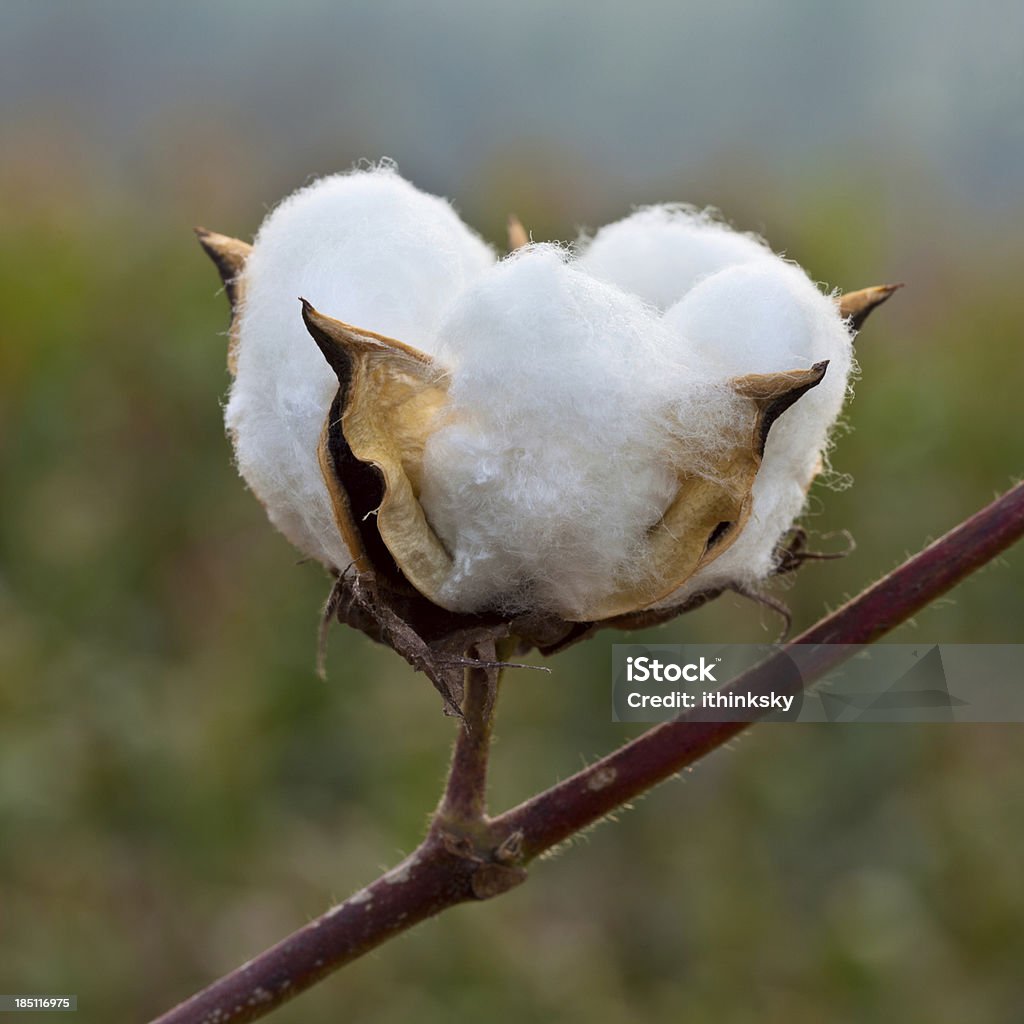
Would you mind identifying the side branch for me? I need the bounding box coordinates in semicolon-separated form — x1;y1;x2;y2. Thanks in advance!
150;481;1024;1024
494;480;1024;858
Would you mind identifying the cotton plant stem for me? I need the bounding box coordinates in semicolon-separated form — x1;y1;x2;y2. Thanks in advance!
149;480;1024;1024
437;643;501;825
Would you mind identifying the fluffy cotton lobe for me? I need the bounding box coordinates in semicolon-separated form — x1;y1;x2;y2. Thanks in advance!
420;246;740;616
659;261;854;603
576;204;775;311
226;167;494;569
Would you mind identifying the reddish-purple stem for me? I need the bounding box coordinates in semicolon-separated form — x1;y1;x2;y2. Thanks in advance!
495;480;1024;855
150;481;1024;1024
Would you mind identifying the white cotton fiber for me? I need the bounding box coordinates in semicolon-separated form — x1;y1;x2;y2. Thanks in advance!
656;260;854;605
225;165;495;569
222;171;854;622
576;205;774;311
419;245;736;617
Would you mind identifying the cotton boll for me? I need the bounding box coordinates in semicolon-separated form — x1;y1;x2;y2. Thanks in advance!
659;260;854;604
576;205;773;311
419;245;730;618
225;167;495;569
217;169;855;627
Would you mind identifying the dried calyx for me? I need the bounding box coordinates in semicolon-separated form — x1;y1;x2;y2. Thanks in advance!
197;175;897;712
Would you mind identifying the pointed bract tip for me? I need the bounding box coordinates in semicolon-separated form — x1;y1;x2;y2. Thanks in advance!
507;214;529;251
839;283;904;332
300;300;354;381
732;362;829;456
196;228;252;309
299;299;363;348
299;302;433;382
732;361;828;402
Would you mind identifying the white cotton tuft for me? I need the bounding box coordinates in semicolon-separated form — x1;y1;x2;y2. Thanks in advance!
419;246;736;617
658;260;854;604
576;205;774;311
225;165;495;569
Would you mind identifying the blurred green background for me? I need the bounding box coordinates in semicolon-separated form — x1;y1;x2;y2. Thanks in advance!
2;3;1023;1022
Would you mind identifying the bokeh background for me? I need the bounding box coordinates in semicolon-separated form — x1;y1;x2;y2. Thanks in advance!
2;3;1023;1021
